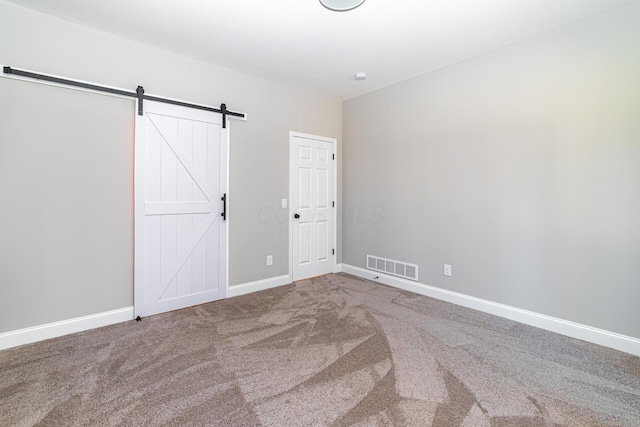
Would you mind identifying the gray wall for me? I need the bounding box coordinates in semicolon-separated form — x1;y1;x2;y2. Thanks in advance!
0;1;342;333
343;2;640;338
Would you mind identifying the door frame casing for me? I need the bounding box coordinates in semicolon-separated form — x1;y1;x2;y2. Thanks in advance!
288;131;338;283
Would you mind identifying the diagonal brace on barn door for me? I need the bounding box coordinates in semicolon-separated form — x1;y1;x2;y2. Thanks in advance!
147;113;216;202
146;212;218;303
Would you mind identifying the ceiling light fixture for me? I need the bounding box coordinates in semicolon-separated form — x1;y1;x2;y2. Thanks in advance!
319;0;366;12
354;72;366;81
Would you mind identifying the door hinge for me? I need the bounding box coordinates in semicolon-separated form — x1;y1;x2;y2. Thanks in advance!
332;153;335;160
332;201;335;207
332;249;335;255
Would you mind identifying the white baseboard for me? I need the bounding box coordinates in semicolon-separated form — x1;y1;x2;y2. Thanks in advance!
0;275;291;351
5;269;637;357
0;307;134;351
334;263;344;273
341;264;640;357
228;274;291;298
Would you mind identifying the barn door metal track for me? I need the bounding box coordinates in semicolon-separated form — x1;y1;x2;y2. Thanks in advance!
2;65;244;128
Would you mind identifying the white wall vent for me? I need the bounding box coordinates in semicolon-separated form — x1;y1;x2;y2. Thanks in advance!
366;255;419;281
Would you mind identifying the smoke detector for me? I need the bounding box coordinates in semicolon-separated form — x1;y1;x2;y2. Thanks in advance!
354;72;367;81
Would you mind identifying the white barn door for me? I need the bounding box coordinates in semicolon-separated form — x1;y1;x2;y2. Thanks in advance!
290;132;336;281
134;101;227;317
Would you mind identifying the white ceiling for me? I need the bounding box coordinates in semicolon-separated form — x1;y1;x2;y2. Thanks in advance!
7;0;633;100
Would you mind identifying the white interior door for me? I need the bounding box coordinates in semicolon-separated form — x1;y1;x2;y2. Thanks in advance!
134;101;227;317
290;132;336;281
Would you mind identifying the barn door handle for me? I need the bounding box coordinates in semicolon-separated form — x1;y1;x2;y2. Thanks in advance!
294;213;300;219
221;194;227;220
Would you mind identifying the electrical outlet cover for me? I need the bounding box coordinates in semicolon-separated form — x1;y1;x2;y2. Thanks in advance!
444;264;452;277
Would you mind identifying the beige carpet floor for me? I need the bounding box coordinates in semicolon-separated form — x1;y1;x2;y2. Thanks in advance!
1;273;639;426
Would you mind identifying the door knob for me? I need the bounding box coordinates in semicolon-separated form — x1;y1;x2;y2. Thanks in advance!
294;213;300;219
